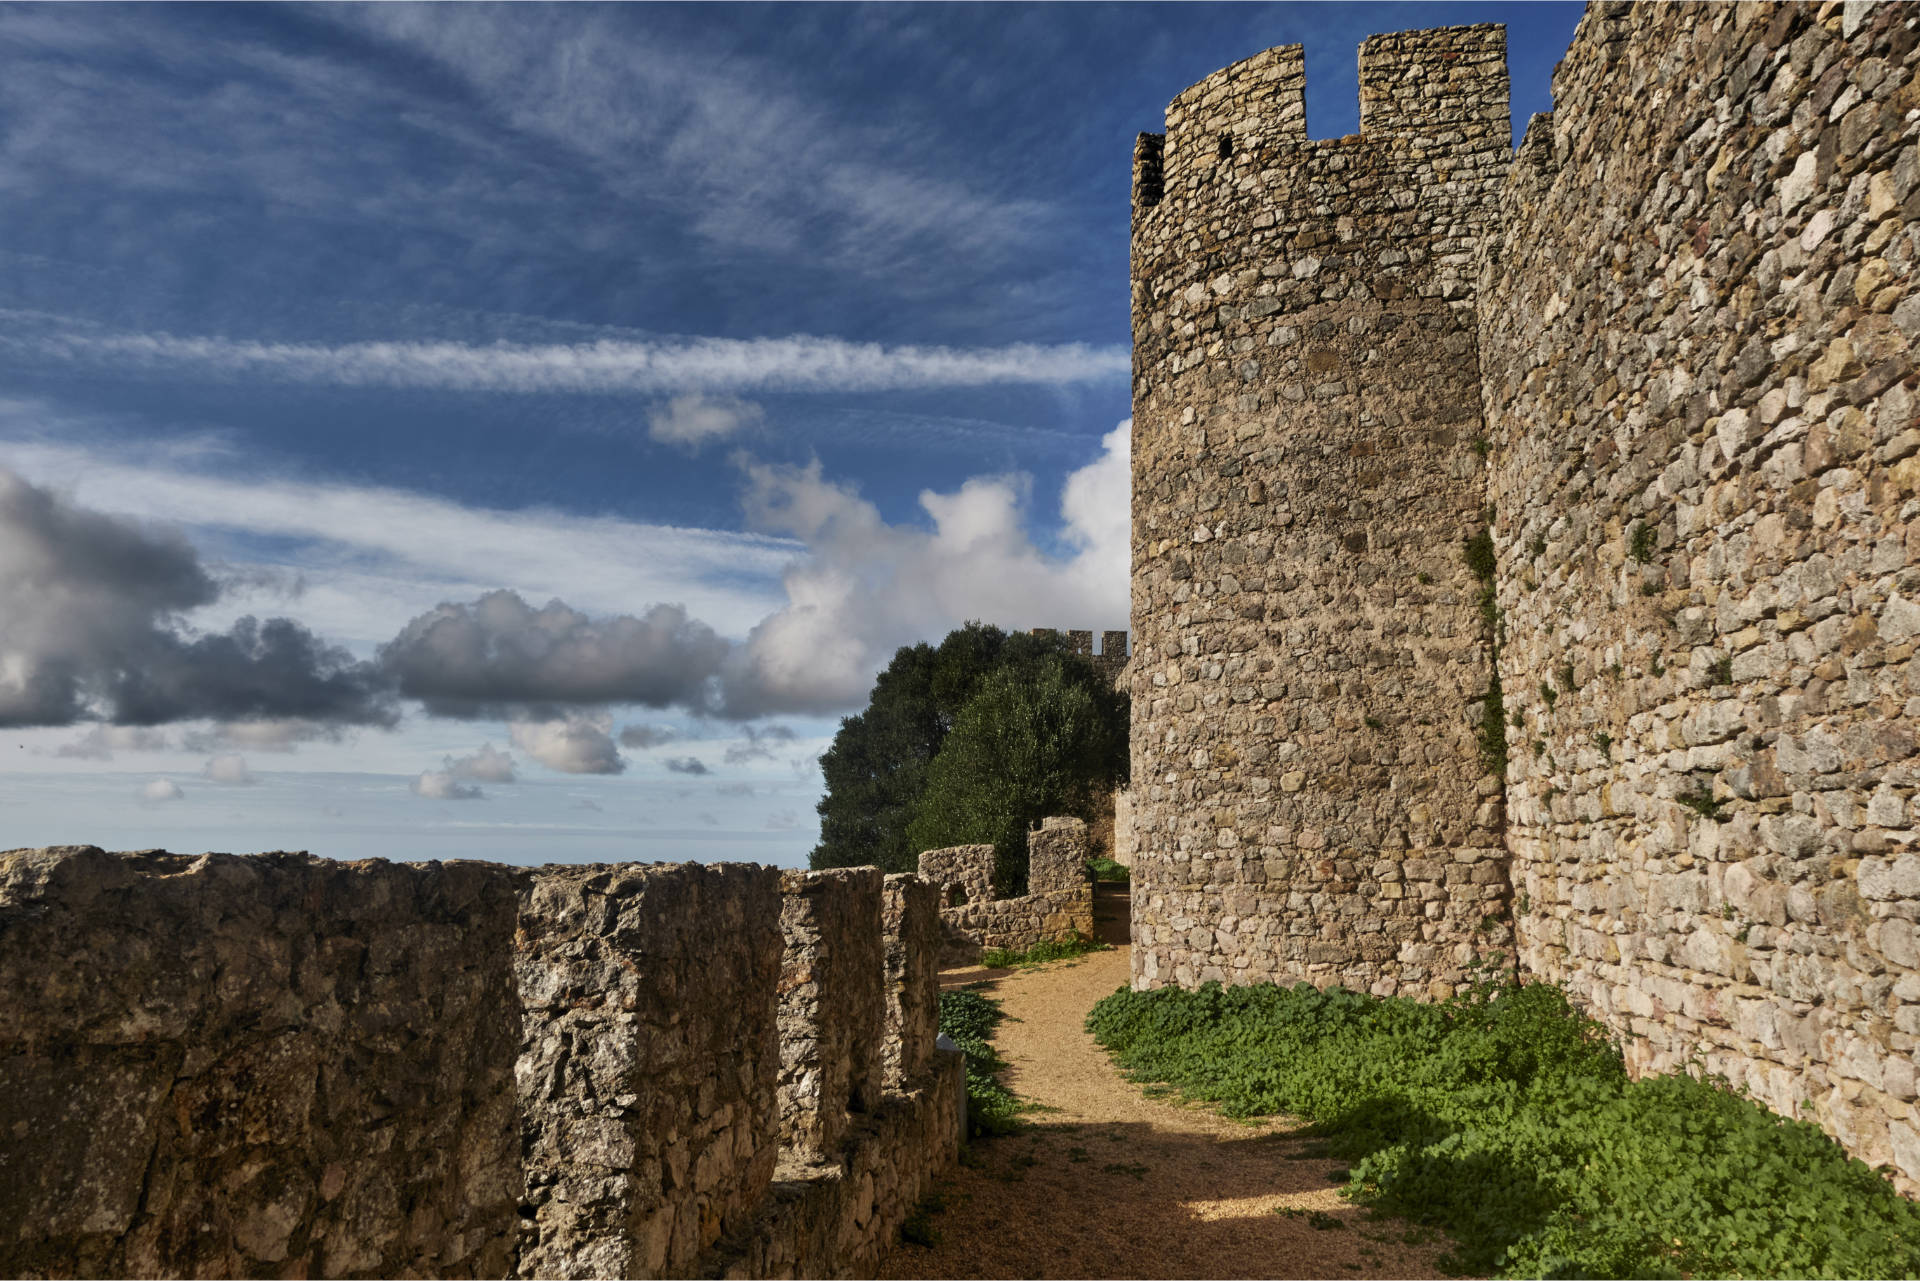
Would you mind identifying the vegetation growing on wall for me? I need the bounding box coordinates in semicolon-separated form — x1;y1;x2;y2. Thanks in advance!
1087;980;1920;1279
810;622;1127;885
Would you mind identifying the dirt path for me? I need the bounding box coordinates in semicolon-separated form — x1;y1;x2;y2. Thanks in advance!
877;889;1451;1280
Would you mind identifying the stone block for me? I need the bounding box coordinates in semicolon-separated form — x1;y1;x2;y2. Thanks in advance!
881;875;940;1088
776;869;885;1165
516;861;782;1280
0;847;522;1280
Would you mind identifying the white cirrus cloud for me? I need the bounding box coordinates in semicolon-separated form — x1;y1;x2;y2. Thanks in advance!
13;326;1129;396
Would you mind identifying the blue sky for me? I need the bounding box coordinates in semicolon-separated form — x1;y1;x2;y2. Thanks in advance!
0;1;1582;866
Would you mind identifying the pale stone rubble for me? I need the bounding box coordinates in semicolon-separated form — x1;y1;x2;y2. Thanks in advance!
1128;1;1920;1191
0;846;961;1279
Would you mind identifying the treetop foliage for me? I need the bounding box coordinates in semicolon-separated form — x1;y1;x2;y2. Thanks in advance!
809;621;1128;882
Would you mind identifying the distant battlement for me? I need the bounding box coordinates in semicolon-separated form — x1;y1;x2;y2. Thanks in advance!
1029;626;1129;683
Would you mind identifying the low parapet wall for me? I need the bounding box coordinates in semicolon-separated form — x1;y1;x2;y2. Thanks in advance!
919;818;1096;964
0;847;959;1280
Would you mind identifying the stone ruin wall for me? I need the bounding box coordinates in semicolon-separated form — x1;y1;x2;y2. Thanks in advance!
1129;1;1920;1188
918;818;1096;965
0;847;962;1280
1128;25;1514;998
1480;0;1920;1188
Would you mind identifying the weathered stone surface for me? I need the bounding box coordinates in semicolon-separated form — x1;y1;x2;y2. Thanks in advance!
0;846;522;1280
1130;2;1920;1191
0;848;963;1280
916;845;994;908
516;862;782;1280
701;1049;963;1281
920;823;1097;964
776;869;885;1166
880;875;940;1088
1128;24;1514;998
1479;0;1920;1191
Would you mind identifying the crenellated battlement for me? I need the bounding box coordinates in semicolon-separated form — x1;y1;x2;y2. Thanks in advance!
1129;2;1920;1192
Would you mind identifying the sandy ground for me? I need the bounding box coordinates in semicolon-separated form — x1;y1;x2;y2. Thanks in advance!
875;887;1453;1280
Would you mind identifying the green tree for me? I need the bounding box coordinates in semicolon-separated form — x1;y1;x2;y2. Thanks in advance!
808;623;1125;875
904;658;1127;893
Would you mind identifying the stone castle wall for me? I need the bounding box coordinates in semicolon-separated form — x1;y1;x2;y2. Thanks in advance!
1479;0;1920;1185
0;849;523;1280
1127;25;1514;997
0;847;962;1280
1128;1;1920;1188
919;818;1096;964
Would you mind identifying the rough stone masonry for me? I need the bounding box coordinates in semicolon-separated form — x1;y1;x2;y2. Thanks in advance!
0;847;962;1279
1128;1;1920;1190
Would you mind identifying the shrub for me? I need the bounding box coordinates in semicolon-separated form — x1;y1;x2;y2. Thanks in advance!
1086;980;1920;1278
1087;856;1131;883
939;988;1021;1136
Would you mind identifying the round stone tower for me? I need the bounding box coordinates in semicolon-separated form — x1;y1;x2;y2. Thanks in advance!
1127;26;1515;996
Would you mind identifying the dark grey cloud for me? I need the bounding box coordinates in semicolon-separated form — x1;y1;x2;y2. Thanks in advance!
379;589;729;719
618;722;680;749
664;755;710;775
722;723;796;765
0;469;395;729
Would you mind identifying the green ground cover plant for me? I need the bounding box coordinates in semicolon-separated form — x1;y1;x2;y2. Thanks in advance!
1086;980;1920;1278
1086;855;1131;883
980;933;1109;969
938;988;1022;1136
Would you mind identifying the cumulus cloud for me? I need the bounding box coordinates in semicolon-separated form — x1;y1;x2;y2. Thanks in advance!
649;394;763;448
22;328;1128;396
716;425;1130;716
202;754;255;785
139;777;184;802
0;469;396;728
664;755;710;775
379;590;729;719
723;723;796;765
412;769;483;800
509;714;624;774
765;810;799;830
447;742;516;783
617;722;679;749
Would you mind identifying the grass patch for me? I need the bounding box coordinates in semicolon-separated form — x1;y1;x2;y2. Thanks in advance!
1086;980;1920;1278
1086;856;1131;883
939;988;1022;1136
980;933;1109;969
